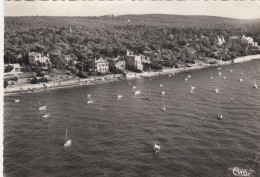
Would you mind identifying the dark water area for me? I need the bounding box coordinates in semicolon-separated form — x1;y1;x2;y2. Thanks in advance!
4;60;260;177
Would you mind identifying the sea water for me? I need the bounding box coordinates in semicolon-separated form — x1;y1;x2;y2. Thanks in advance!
4;60;260;177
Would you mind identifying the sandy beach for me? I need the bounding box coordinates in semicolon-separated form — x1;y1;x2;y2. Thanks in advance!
4;54;260;95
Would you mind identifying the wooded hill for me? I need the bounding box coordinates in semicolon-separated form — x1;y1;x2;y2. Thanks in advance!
4;14;260;69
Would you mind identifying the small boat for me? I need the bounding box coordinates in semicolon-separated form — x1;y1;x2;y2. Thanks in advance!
223;76;226;79
64;123;72;148
218;72;222;76
134;90;140;95
184;78;188;81
215;89;219;93
240;73;244;75
230;69;233;72
191;86;196;90
117;88;123;99
217;67;222;70
217;114;223;120
42;113;51;118
168;74;172;77
39;105;47;111
161;91;165;96
15;100;20;103
161;96;166;111
190;86;196;94
154;142;160;153
187;74;191;78
210;76;213;79
239;78;243;82
160;84;163;87
132;86;137;89
87;100;94;104
87;94;92;98
230;97;234;100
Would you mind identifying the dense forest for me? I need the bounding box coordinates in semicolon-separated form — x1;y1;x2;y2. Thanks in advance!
4;14;260;69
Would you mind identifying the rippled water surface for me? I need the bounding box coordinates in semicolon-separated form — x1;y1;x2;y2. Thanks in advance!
4;60;260;177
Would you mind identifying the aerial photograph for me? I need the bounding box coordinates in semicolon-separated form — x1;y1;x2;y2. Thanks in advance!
2;1;260;176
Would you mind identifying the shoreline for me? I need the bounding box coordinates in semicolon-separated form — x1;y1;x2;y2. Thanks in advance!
4;54;260;96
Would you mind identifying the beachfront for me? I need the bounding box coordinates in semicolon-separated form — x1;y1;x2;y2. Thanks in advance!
4;54;260;95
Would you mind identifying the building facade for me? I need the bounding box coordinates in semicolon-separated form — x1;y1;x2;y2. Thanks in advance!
107;56;125;71
125;50;143;71
28;52;51;66
88;57;109;73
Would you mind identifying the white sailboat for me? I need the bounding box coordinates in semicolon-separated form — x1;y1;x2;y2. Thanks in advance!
154;142;160;153
239;78;243;82
134;90;140;95
42;112;51;118
190;86;196;94
161;96;166;111
64;123;72;148
162;91;166;96
87;100;94;104
117;88;123;99
39;105;47;111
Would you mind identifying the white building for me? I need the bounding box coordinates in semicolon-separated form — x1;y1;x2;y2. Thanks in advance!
4;63;22;72
28;52;51;65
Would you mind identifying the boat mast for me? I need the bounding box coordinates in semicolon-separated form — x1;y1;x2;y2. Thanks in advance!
118;88;119;96
65;123;68;142
162;96;165;107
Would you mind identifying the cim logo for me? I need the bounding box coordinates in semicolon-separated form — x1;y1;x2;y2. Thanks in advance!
229;167;254;177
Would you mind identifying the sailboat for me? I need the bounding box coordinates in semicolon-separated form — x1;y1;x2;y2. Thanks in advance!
42;112;51;118
134;90;140;95
162;91;166;96
161;96;166;111
38;98;47;111
117;88;123;99
154;142;160;153
39;105;47;111
64;123;72;148
87;94;92;98
239;78;243;82
190;86;196;94
215;89;219;94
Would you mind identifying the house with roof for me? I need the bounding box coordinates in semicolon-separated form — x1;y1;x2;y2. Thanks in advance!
28;52;51;66
107;56;125;71
125;50;144;71
88;57;109;73
4;63;22;73
217;35;225;45
242;35;258;47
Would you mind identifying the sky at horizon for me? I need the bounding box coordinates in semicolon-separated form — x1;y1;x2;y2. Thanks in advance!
4;1;260;19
